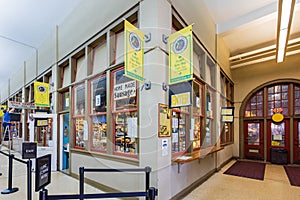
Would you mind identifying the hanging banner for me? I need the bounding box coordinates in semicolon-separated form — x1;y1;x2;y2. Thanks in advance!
124;20;144;82
0;105;7;117
34;81;50;107
168;25;193;85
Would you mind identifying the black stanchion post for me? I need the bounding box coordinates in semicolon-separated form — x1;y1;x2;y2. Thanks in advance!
79;167;84;200
39;188;48;200
145;166;151;200
1;154;18;194
148;187;156;200
27;159;32;200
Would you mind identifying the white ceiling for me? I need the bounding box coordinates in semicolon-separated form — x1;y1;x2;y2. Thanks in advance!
0;0;81;86
0;0;299;88
204;0;300;58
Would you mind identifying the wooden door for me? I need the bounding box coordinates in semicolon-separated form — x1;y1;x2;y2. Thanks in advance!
244;121;264;160
267;120;290;162
294;120;300;163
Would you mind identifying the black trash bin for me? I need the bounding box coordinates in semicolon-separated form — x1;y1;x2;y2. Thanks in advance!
270;148;288;165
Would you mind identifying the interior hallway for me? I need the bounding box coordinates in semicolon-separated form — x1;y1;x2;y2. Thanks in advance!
184;160;300;200
1;146;300;200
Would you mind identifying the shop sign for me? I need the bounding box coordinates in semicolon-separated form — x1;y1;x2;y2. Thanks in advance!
124;20;144;82
272;113;284;123
169;81;192;108
113;80;136;100
221;107;235;123
168;25;193;85
8;101;36;109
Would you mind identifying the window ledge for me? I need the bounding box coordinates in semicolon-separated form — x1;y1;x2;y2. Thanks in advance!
172;146;224;173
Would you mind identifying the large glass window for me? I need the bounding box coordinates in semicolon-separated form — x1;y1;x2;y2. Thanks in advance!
244;90;264;117
171;107;189;154
73;83;86;149
91;38;107;74
90;75;107;152
111;68;138;156
75;56;86;82
267;84;289;116
192;80;204;150
203;88;214;147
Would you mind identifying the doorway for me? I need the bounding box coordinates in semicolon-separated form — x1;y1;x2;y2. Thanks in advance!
294;120;300;163
60;113;70;173
244;121;264;160
267;120;290;163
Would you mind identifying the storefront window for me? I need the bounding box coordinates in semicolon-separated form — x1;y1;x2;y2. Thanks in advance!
204;88;214;147
61;92;70;111
247;123;260;145
73;83;86;149
271;122;285;147
90;75;107;152
111;68;138;156
34;118;53;147
172;107;189;153
192;80;203;149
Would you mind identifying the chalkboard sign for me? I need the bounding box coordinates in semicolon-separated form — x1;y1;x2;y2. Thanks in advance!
22;142;37;159
35;154;51;192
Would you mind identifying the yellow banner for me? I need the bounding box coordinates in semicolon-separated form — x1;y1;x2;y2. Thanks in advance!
124;20;144;82
0;105;7;117
34;82;50;107
168;25;193;85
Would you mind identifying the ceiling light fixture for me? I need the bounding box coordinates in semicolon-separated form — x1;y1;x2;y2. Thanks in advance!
276;0;296;63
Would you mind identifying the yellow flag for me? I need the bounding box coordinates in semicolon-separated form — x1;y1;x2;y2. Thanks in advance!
124;20;144;82
168;25;193;85
34;81;50;107
0;105;7;117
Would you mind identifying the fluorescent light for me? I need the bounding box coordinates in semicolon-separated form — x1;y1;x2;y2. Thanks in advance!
276;0;295;63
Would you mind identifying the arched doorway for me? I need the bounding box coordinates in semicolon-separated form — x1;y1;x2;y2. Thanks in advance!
241;81;300;164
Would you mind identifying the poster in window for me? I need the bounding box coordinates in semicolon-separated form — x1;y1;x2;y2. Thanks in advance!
158;104;171;137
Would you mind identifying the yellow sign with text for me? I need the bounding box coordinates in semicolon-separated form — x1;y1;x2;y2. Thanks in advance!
168;25;193;85
171;92;191;107
124;20;144;82
34;81;50;107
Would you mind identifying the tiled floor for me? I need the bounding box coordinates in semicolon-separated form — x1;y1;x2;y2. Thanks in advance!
183;160;300;200
2;146;300;200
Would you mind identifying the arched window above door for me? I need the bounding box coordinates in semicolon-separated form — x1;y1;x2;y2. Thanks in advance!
244;90;263;117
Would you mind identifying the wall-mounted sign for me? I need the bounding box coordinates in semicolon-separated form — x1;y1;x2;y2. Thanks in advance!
113;80;136;100
0;105;7;117
221;107;235;123
272;113;284;123
169;81;192;108
35;118;48;127
35;154;51;192
168;25;193;85
124;20;144;82
158;104;171;137
8;101;36;109
22;142;37;159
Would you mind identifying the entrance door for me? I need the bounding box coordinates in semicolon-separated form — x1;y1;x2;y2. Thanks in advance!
294;120;300;163
60;113;70;172
267;120;290;162
244;121;264;160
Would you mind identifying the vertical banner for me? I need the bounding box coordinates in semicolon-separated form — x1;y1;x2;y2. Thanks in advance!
34;81;50;107
168;25;193;85
0;104;7;117
124;20;144;82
